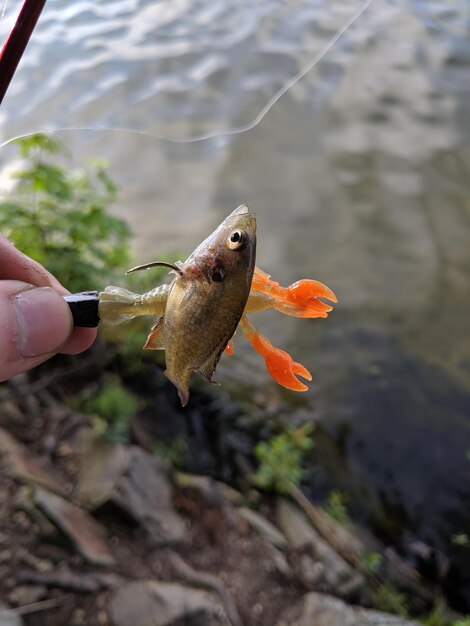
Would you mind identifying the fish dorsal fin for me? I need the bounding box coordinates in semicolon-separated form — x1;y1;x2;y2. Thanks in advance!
143;317;166;350
197;349;223;385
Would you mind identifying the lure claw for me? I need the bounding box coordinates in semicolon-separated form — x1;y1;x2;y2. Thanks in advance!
284;279;337;317
249;268;337;319
240;316;312;392
288;279;338;304
264;345;312;392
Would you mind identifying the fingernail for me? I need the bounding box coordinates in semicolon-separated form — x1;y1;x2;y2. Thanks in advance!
13;287;73;358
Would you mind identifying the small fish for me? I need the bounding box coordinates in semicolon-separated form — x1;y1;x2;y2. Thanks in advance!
101;206;256;406
99;205;337;405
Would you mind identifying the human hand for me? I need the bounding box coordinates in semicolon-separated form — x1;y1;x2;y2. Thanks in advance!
0;235;97;381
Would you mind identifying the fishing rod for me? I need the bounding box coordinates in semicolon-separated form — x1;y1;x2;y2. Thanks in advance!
0;0;47;105
0;0;101;327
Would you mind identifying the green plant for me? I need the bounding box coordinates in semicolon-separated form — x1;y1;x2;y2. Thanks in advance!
325;489;349;526
254;423;314;493
452;534;470;548
153;437;188;467
421;605;470;626
370;584;409;618
0;133;132;292
361;551;382;575
81;377;139;444
421;603;447;626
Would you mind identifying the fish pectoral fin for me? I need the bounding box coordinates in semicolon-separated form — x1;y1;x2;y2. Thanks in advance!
143;317;166;350
164;370;190;407
197;350;223;385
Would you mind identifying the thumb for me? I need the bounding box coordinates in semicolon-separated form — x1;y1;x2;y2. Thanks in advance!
0;281;74;382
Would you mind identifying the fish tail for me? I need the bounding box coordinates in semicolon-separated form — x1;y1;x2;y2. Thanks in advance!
98;286;139;325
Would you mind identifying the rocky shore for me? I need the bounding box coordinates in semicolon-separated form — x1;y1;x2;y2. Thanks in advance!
0;383;450;626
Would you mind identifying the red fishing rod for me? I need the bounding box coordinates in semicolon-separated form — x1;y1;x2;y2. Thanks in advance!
0;0;101;327
0;0;47;105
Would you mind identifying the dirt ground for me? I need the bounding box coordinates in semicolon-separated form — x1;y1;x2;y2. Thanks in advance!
0;482;303;625
0;393;305;626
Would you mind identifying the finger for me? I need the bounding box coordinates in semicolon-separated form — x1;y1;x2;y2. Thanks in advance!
0;235;67;293
0;281;74;381
60;327;97;355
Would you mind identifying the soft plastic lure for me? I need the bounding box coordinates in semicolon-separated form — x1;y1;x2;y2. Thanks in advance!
71;206;337;405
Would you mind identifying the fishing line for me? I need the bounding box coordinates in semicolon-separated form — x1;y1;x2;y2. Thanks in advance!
168;0;374;144
0;0;8;28
0;0;373;150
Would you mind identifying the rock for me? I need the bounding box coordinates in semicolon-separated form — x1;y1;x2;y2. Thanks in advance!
0;428;64;495
381;547;434;603
276;498;319;551
291;488;366;566
0;401;24;428
278;592;420;626
77;436;130;509
16;486;58;537
108;581;230;626
16;547;53;572
268;545;293;579
77;438;187;547
298;553;325;586
174;472;243;506
111;447;186;546
276;498;363;599
34;486;114;566
8;585;47;606
0;602;22;626
238;507;287;549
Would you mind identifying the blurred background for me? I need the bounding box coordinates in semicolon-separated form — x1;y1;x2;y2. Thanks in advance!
0;0;469;622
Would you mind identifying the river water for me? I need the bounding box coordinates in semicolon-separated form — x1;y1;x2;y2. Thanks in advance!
1;0;470;607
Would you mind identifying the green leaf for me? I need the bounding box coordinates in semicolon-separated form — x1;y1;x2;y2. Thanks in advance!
0;133;133;292
80;377;140;445
15;133;63;158
254;423;314;493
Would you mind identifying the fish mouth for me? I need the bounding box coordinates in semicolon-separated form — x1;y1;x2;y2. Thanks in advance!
210;206;256;245
228;204;255;219
225;205;256;234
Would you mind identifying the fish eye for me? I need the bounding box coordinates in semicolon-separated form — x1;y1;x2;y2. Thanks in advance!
227;229;247;250
212;270;224;282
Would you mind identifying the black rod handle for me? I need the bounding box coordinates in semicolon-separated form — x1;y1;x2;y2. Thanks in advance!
63;292;100;328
